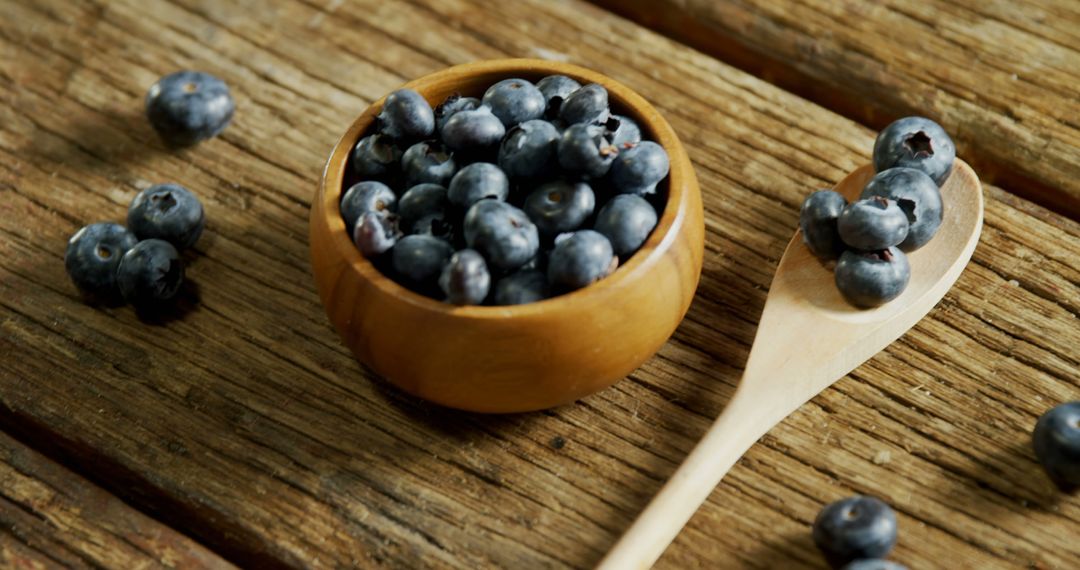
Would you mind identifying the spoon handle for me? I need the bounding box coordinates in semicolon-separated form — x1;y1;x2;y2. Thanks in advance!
596;389;778;570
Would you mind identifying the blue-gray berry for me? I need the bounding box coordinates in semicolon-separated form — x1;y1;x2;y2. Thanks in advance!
559;83;609;126
873;116;955;186
610;141;670;195
448;163;509;208
482;78;546;128
402;140;456;187
127;184;205;250
353;212;400;257
607;115;642;148
498;120;560;179
840;561;908;570
441;106;506;152
494;270;549;305
835;248;911;308
340;181;396;235
64;223;139;299
435;94;480;133
146;70;234;147
439;249;491;305
391;234;453;284
523;180;595;237
378;89;434;141
463;200;539;271
547;230;614;291
1033;401;1080;490
812;496;898;568
536;75;582;117
352;133;402;179
800;190;847;259
558;124;617;179
594;194;658;258
397;183;449;234
860;167;942;252
837;197;910;251
116;239;184;306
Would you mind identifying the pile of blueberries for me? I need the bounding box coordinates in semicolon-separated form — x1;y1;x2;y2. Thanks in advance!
800;117;954;308
64;70;232;308
340;76;669;305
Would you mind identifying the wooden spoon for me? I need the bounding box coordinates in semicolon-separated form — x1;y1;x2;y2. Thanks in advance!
598;160;984;569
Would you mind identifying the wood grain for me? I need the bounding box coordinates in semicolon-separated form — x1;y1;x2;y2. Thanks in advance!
590;0;1080;219
0;431;233;569
0;0;1076;568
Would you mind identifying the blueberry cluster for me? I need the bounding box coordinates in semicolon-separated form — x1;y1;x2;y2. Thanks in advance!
800;117;954;308
341;77;669;305
65;184;205;307
1033;401;1080;491
812;496;906;569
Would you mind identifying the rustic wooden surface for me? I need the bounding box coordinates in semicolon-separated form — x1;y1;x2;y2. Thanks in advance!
591;0;1080;219
0;0;1077;568
0;431;233;569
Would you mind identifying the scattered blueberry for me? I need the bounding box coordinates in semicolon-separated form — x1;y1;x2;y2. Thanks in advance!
391;234;453;285
594;194;658;258
812;496;898;568
860;167;942;252
435;94;480;133
441;106;506;152
610;141;670;195
397;183;449;234
873;116;955;186
116;239;185;306
377;89;434;141
559;83;609;126
127;184;205;250
439;249;491;305
448;163;510;208
800;190;847;259
524;180;595;237
1032;401;1080;490
482;78;546;128
840;560;908;570
835;248;910;308
498;120;560;179
494;270;549;305
536;75;582;116
558;123;618;178
340;181;396;234
64;223;139;299
463;200;539;271
145;70;234;147
837;197;910;251
353;212;400;257
402;140;456;187
548;230;614;291
607;115;642;148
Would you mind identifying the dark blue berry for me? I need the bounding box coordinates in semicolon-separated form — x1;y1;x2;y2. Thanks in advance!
536;75;582;117
435;94;480;133
841;560;908;570
547;230;614;290
391;234;453;284
463;200;539;271
353;212;400;257
448;163;509;208
610;141;669;195
498;120;560;179
800;190;847;259
494;270;549;305
439;249;490;305
523;180;595;237
352;133;402;178
482;79;546;128
837;197;910;251
402;140;456;187
594;194;657;258
378;89;434;141
397;183;449;234
812;496;898;568
340;181;396;234
64;223;138;299
127;184;205;250
559;83;609;126
116;239;184;306
607;115;642;148
835;248;910;308
860;167;942;252
558;124;617;179
1032;401;1080;490
441;106;506;152
145;70;234;147
873;116;955;186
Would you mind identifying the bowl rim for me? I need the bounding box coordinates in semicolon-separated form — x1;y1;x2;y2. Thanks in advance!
317;58;693;320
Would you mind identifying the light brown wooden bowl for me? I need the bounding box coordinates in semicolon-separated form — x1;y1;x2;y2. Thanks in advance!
309;59;704;413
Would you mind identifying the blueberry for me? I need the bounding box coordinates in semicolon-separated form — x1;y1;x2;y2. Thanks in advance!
352;133;402;178
558;124;617;178
610;141;670;195
498;120;560;179
548;230;614;291
523;180;595;237
116;239;184;306
435;94;480;133
606;115;642;148
448;163;509;208
463;200;539;271
397;183;449;234
353;212;401;257
800;190;848;259
1032;401;1080;490
441;106;506;152
482;78;546;128
594;194;658;258
559;83;609;126
840;561;908;570
391;234;453;285
439;249;491;305
145;70;234;147
127;184;205;250
536;75;582;116
835;248;910;308
64;223;139;299
494;270;549;305
377;89;434;141
873;116;955;186
812;496;898;568
860;167;942;252
340;181;396;234
837;197;910;251
402;140;456;187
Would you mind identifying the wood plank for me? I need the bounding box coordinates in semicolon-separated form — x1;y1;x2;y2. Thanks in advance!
590;0;1080;219
0;0;1076;568
0;431;234;569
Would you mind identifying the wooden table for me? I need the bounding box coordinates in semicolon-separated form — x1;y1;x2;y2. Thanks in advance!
1;0;1077;568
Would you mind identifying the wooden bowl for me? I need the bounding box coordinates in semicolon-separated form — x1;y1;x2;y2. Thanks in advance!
309;59;704;413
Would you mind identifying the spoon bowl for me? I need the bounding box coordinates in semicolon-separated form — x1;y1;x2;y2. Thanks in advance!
598;160;984;569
